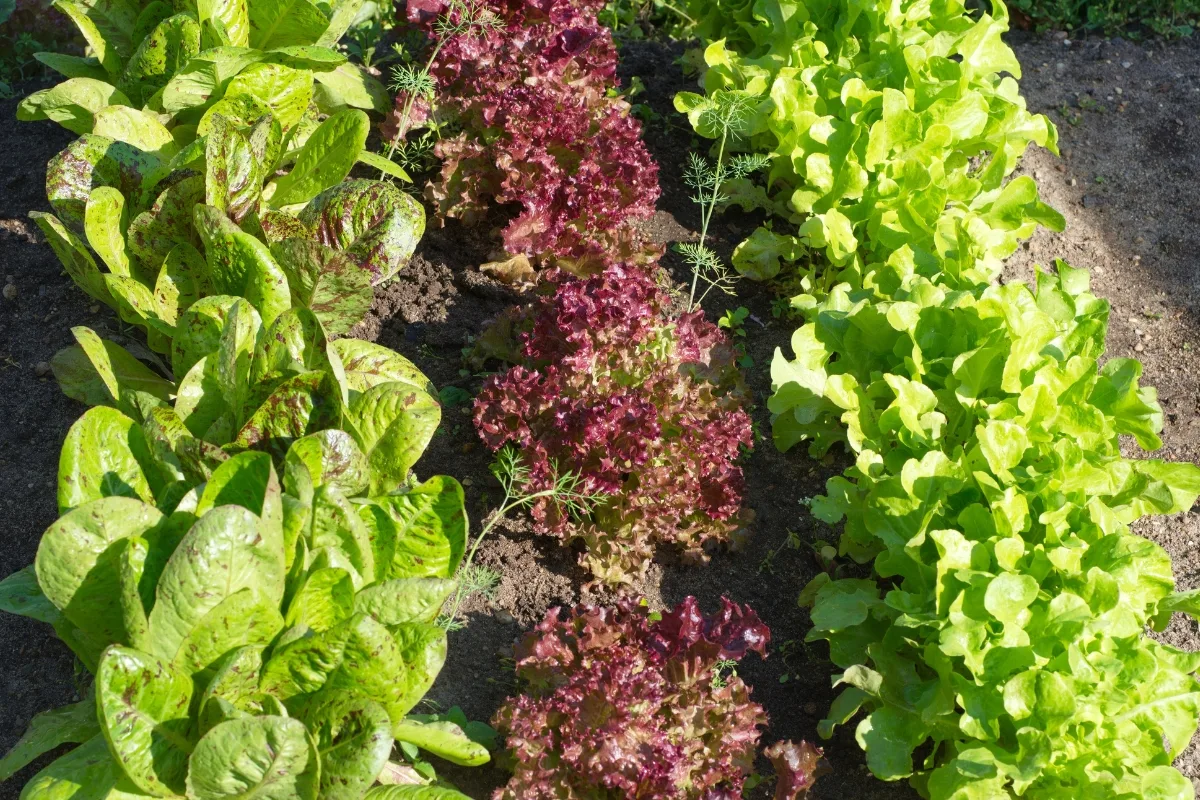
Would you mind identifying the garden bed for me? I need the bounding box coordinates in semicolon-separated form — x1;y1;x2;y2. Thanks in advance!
2;25;1200;800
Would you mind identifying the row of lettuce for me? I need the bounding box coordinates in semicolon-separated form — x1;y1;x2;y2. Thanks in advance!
676;0;1200;798
390;0;826;796
0;0;826;798
0;0;493;796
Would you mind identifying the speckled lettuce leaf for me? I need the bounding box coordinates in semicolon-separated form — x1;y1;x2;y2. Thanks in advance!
17;77;130;135
103;273;175;352
298;179;424;285
344;381;440;495
283;430;369;500
223;63;312;132
33;53;110;82
246;307;344;410
128;174;205;273
368;476;465;581
352;578;456;627
206;297;262;424
57;406;156;513
172;587;283;680
0;697;99;783
47;134;158;233
186;716;318;800
30;210;113;305
16;734;148;800
197;0;250;48
269;237;373;335
390;719;488;767
96;646;195;796
52;0;136;76
36;495;164;647
363;787;472;800
175;356;234;442
332;339;433;397
306;484;375;582
194;204;291;326
0;565;61;625
92;106;179;163
147;504;285;663
205;113;262;223
264;45;346;71
117;12;201;105
172;294;239;379
283;566;355;631
389;623;447;720
247;0;328;49
51;325;174;415
161;46;263;114
259;210;311;244
312;62;388;113
233;370;344;460
154;242;206;324
260;613;409;725
270;109;368;207
84;185;131;277
303;692;392;800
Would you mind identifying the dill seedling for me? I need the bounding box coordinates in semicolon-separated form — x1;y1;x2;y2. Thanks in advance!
438;446;602;629
677;93;771;309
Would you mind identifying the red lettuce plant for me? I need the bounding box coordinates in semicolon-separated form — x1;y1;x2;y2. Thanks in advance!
473;264;753;584
398;0;660;270
493;597;774;799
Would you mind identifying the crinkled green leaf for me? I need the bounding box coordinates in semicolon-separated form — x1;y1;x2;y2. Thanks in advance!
271;109;368;207
96;646;195;796
186;716;317;800
269;237;373;335
298;179;424;284
17;78;129;135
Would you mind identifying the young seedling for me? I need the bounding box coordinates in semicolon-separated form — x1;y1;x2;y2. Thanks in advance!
677;94;770;309
439;446;602;630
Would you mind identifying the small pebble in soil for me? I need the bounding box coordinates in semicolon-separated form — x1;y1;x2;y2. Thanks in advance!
89;304;99;313
1135;235;1146;244
2;283;15;301
1069;178;1078;186
1135;344;1145;352
495;609;515;625
34;361;51;377
1122;61;1132;68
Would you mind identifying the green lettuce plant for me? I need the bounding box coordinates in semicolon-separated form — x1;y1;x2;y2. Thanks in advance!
0;435;488;798
15;0;395;157
772;261;1200;798
32;110;424;360
51;299;442;508
676;0;1062;287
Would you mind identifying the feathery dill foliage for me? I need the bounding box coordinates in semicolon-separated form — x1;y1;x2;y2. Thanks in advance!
677;93;770;308
438;446;602;630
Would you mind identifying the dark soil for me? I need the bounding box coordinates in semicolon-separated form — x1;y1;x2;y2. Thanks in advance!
4;27;1200;800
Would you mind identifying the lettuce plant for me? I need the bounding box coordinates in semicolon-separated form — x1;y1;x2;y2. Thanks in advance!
772;261;1200;797
473;264;752;584
396;0;660;270
491;597;813;799
33;110;424;360
676;0;1063;286
0;435;487;798
16;0;394;157
52;302;441;506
